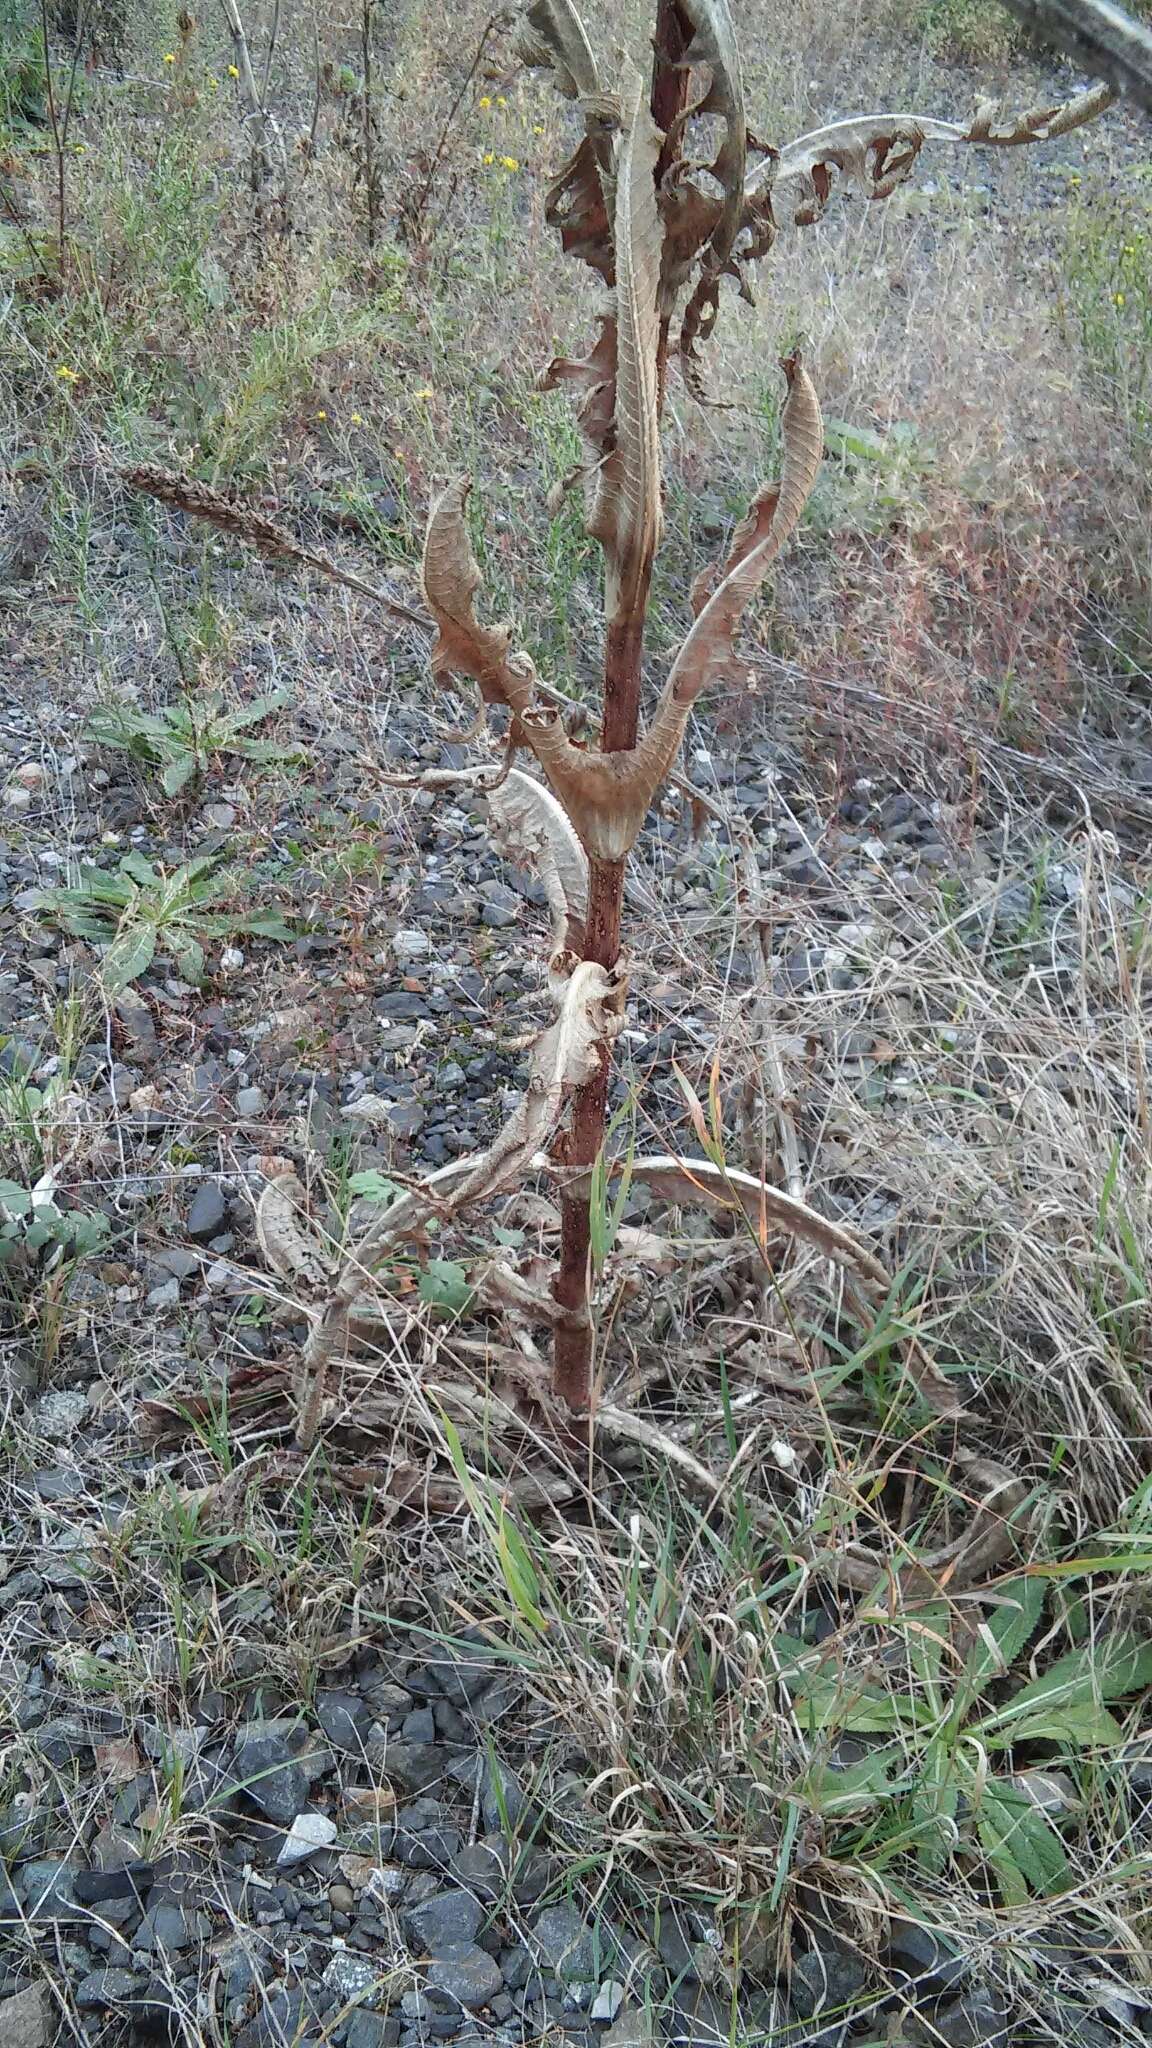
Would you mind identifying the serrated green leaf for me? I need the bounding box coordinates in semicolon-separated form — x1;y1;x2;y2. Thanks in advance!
980;1635;1152;1739
219;689;289;732
347;1170;400;1207
102;922;157;993
161;750;199;797
120;852;160;888
773;1635;924;1734
169;931;206;985
962;1577;1047;1701
975;1781;1072;1904
984;1700;1124;1751
419;1258;473;1314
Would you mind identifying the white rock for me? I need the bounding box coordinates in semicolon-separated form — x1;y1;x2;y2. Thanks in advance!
34;1390;88;1440
392;927;431;961
591;1982;626;2022
276;1811;338;1867
13;762;45;790
219;946;245;973
4;785;32;813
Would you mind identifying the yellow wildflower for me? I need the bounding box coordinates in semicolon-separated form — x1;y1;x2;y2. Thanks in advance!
478;94;491;108
56;365;79;381
414;386;434;400
163;50;175;62
227;62;239;77
208;73;219;88
350;412;363;426
482;150;495;165
497;95;507;105
500;155;519;171
533;123;544;134
315;408;327;420
1114;291;1126;307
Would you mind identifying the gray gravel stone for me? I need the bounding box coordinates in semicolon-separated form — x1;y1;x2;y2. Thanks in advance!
234;1086;266;1118
75;1969;140;2010
0;1984;51;2048
383;1742;444;1793
887;1920;970;1996
323;1952;385;2000
228;1732;309;1825
789;1942;866;2022
426;1942;504;2009
187;1182;227;1242
531;1903;604;1981
928;1989;1011;2048
346;2017;401;2048
405;1888;484;1953
32;1714;90;1764
17;1859;79;1920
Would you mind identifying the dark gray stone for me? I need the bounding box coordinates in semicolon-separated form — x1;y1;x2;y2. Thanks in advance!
789;1943;867;2022
667;1985;733;2047
136;1900;206;1951
426;1943;504;2009
236;1984;324;2048
228;1732;309;1825
17;1860;79;1920
929;1989;1011;2048
405;1888;484;1954
384;1743;444;1793
73;1864;153;1905
32;1715;90;1765
450;1840;507;1902
887;1919;969;1996
346;2018;401;2048
315;1689;372;1754
75;1968;140;2009
187;1183;227;1242
400;1707;436;1745
532;1903;602;1981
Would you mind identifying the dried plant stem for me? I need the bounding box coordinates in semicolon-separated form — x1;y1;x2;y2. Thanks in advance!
218;0;289;234
738;837;805;1202
40;0;88;279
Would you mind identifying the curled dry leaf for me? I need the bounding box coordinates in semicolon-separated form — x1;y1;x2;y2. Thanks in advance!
590;73;663;624
255;1168;331;1294
617;1153;964;1416
515;0;601;99
488;765;589;953
756;80;1114;228
661;0;750;372
421;478;523;705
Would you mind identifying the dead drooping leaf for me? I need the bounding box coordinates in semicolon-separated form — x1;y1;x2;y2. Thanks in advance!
545;133;616;285
255;1170;331;1294
665;0;749;371
291;959;626;1447
617;1153;963;1415
755;79;1114;229
515;0;600;101
590;74;663;625
488;765;589;952
537;315;618;518
965;78;1114;143
421;478;520;703
637;352;822;785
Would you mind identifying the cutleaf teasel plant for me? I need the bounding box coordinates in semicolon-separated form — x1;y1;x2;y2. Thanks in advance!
127;0;1114;1452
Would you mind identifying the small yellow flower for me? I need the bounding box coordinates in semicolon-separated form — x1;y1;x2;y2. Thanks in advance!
482;150;495;165
533;123;544;135
163;50;175;62
315;408;327;420
227;62;239;77
414;386;434;400
500;155;519;171
55;364;79;381
496;95;507;106
1114;291;1126;307
1069;171;1080;186
208;73;219;88
478;94;491;108
350;412;363;426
